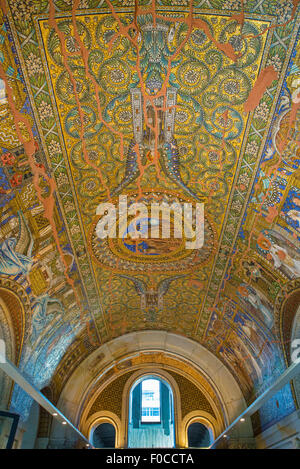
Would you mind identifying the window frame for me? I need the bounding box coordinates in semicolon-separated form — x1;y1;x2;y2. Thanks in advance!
140;378;161;424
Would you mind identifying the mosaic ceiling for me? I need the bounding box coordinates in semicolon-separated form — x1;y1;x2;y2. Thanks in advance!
0;0;299;429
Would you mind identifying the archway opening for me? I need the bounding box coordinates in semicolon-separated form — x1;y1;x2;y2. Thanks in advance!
187;422;212;448
93;423;116;448
290;303;300;406
128;376;175;448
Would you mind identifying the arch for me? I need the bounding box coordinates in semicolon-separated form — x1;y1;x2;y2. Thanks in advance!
0;289;25;365
278;286;300;407
93;422;116;448
85;411;122;448
57;332;253;446
0;297;15;409
0;279;31;355
127;373;175;448
0;284;29;410
291;304;300;407
121;368;181;448
67;331;248;421
187;422;211;448
182;411;217;448
278;285;300;364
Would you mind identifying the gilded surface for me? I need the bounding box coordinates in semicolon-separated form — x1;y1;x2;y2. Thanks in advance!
0;0;299;431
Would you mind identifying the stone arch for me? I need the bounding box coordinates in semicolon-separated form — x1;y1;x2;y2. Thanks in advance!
277;285;300;407
290;303;300;407
84;411;121;448
0;297;14;409
53;332;253;447
0;281;30;410
122;369;180;448
182;410;217;448
0;278;31;362
275;278;300;358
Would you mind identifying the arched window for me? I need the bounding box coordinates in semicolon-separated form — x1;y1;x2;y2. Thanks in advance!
128;376;175;448
93;423;116;448
187;422;212;448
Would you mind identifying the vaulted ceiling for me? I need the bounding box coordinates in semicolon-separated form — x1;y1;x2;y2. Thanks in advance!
0;0;299;430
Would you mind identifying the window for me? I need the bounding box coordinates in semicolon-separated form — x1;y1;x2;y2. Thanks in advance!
128;375;175;448
141;379;160;423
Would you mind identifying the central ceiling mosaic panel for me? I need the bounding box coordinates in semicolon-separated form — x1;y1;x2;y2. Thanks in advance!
33;9;272;337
